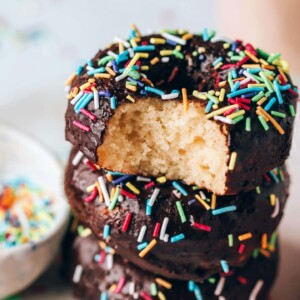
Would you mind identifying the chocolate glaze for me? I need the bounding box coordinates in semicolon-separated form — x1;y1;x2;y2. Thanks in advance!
65;148;289;282
71;233;278;300
65;32;297;195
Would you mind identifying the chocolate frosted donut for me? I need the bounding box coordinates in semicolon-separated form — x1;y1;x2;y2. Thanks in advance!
65;148;288;282
71;233;279;300
65;27;298;195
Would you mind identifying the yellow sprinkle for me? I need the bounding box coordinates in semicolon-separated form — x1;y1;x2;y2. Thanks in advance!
192;90;207;100
86;184;96;193
151;57;160;65
175;45;182;51
126;84;137;92
106;174;113;182
105;66;116;76
160;50;173;56
109;284;117;293
155;278;172;289
261;233;268;249
125;182;140;195
156;176;167;183
94;73;111;79
257;97;268;106
141;65;149;71
214;62;223;70
98;240;106;249
65;72;76;86
223;43;230;49
182;33;193;40
131;24;142;37
150;38;166;44
242;64;261;69
198;46;206;53
227;110;245;119
260;58;269;66
67;93;73;100
212;104;218;110
257;107;285;135
208;90;215;95
118;42;124;54
126;95;135;102
218;81;227;87
138;52;149;58
228;152;237;171
88;78;95;83
238;232;252;241
71;86;79;97
124;54;140;74
248;84;266;88
195;195;211;210
158;292;166;300
219;88;225;102
206;105;238;119
270;194;276;206
260;249;271;258
130;38;138;48
139;239;157;258
81;228;92;238
110;187;116;201
244;50;259;63
95;181;103;202
278;67;288;82
211;194;217;209
182;88;188;112
80;82;91;90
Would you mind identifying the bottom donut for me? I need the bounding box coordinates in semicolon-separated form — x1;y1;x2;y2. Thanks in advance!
70;231;279;300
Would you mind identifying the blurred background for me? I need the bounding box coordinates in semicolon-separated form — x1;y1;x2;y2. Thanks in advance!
0;0;299;299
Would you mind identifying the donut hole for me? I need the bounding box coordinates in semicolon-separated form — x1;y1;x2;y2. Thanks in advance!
97;98;229;194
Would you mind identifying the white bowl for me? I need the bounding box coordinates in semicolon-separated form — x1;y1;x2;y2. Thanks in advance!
0;124;70;298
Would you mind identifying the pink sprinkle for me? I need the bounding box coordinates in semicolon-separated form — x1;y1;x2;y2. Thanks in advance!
221;64;236;70
84;187;98;202
99;250;106;264
120;189;137;199
238;243;245;254
121;213;132;233
223;107;238;116
153;222;161;237
73;120;90;132
85;160;98;171
115;276;126;293
140;291;153;300
145;181;155;189
80;108;97;121
228;99;250;111
193;222;211;232
245;43;257;55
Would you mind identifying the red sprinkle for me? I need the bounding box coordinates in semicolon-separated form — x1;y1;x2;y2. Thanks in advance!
120;189;137;199
121;213;132;233
236;56;250;67
168;66;179;82
80;108;97;121
238;243;245;254
245;43;257;55
228;99;251;111
263;174;271;183
221;64;236;70
221;270;234;277
237;276;248;285
153;222;161;237
193;222;212;232
223;107;238;116
115;277;126;293
99;250;106;264
73;120;90;132
85;160;98;171
145;181;155;189
140;291;153;300
84;187;98;203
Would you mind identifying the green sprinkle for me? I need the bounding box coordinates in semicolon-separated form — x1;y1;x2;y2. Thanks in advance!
192;51;198;56
279;169;285;182
245;117;251;132
228;234;233;247
252;248;260;258
176;201;187;223
256;186;261;194
208;277;216;284
206;94;219;104
127;68;141;80
268;53;281;64
258;115;269;131
108;186;120;211
271;111;286;118
230;55;243;62
232;115;244;125
126;81;137;86
173;50;184;59
289;104;296;117
256;48;270;60
239;50;245;58
98;55;114;66
151;282;158;296
252;91;264;102
228;71;234;90
264;91;271;98
269;232;278;249
259;71;274;93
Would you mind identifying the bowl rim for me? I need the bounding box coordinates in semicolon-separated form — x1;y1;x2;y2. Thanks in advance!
0;123;70;257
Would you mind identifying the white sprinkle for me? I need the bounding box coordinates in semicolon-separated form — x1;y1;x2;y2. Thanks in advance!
218;296;226;300
72;265;83;283
189;215;195;225
161;57;170;63
161;32;186;45
163;234;169;243
211;36;234;44
129;282;135;295
128;48;134;58
214;277;226;296
115;72;128;82
93;89;100;109
86;65;94;71
239;77;251;86
160;217;169;240
271;197;280;218
106;254;113;270
70;90;84;105
161;93;179;100
114;36;130;48
133;292;139;299
72;151;84;166
15;206;30;237
137;225;147;243
243;70;259;83
200;191;206;200
107;50;118;58
118;194;124;203
98;176;110;206
136;176;151;182
148;188;160;207
249;280;264;300
188;57;193;66
65;85;71;93
107;61;113;67
172;190;181;199
214;116;233;124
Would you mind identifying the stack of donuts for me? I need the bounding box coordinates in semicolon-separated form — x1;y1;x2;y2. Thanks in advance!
64;26;298;300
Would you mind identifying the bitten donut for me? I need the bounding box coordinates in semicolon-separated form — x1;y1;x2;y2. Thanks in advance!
65;26;298;195
71;233;278;300
65;148;288;282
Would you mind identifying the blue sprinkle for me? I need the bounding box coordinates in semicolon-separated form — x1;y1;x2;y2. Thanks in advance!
133;45;155;52
128;77;144;87
140;90;148;96
264;97;277;111
137;242;148;250
241;91;259;98
212;205;237;215
194;285;203;300
101;292;108;300
227;87;264;98
269;170;279;184
145;86;165;96
188;199;196;205
231;69;238;79
116;55;129;64
212;57;223;66
118;65;139;73
87;67;106;76
279;83;291;91
238;68;245;76
202;28;209;42
274;80;283;104
87;59;93;67
110;96;116;110
165;39;178;46
188;281;195;292
171;233;185;243
220;260;229;273
172;181;188;196
231;81;240;92
75;93;94;112
99;91;111;97
247;68;262;74
107;171;125;176
103;224;110;239
231;41;238;51
205;100;213;113
112;175;132;185
94;253;100;262
146;200;152;216
76;65;83;75
112;60;119;73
